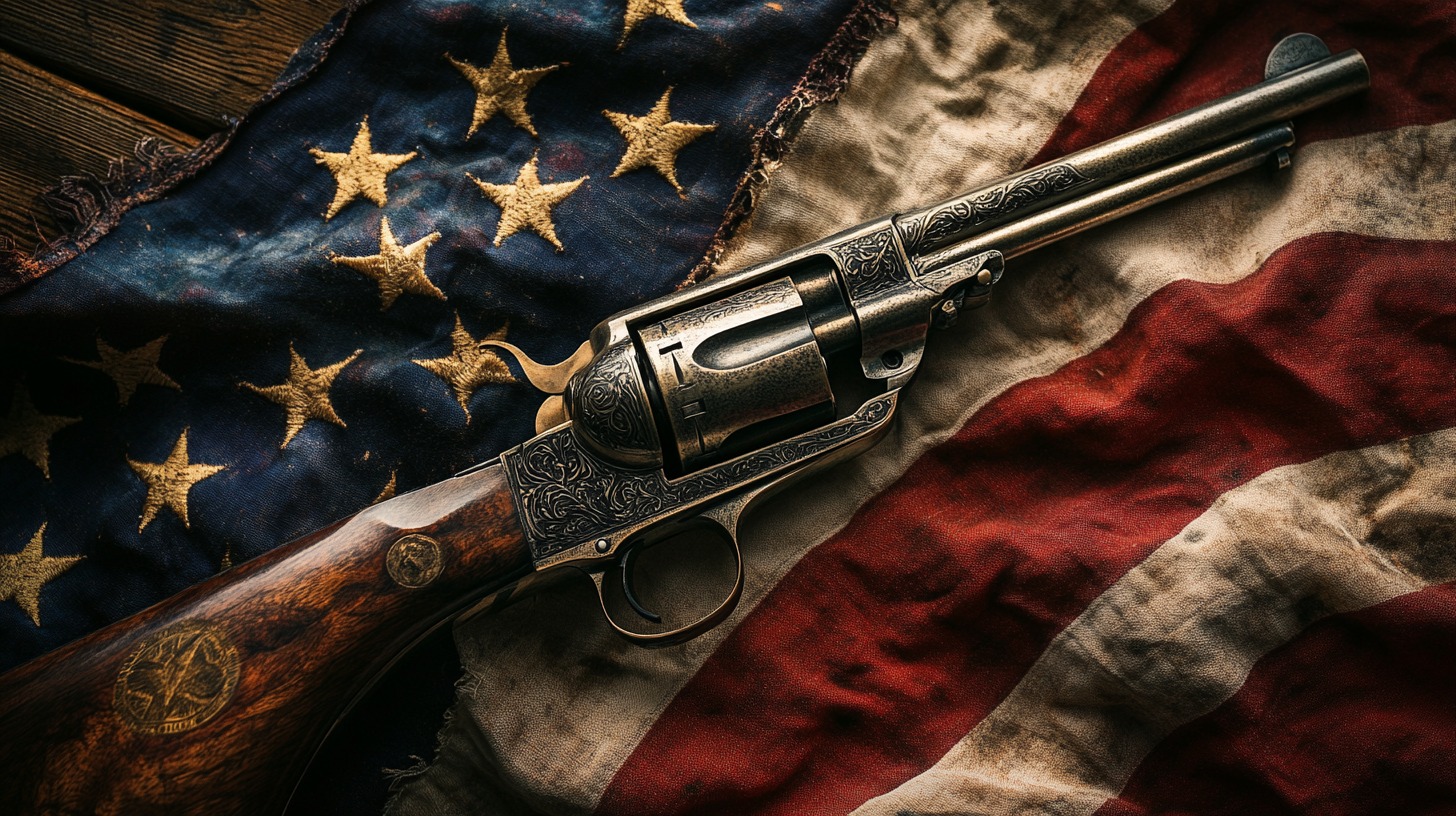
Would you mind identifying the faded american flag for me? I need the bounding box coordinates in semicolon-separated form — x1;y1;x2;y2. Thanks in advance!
4;0;1456;814
386;1;1456;814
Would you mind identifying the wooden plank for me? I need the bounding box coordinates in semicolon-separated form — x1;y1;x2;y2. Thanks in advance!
0;51;198;249
0;0;343;134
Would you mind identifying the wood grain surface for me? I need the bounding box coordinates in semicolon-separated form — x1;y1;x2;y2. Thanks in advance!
0;0;342;250
0;51;197;249
0;463;533;815
0;0;342;132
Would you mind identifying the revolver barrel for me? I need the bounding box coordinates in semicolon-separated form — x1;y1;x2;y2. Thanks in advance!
895;46;1369;262
922;122;1295;269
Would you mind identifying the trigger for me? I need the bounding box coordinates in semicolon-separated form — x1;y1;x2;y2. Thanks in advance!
620;546;662;623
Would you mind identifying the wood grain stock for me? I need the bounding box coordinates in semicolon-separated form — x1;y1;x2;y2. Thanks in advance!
0;463;532;815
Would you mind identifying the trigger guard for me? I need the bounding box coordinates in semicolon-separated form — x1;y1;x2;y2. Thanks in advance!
588;526;746;649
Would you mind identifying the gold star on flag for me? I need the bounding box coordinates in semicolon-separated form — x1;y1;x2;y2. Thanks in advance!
0;523;82;626
242;345;362;448
310;117;417;220
413;315;515;422
66;336;180;406
128;429;226;532
621;0;697;46
448;32;562;139
468;154;587;252
0;387;78;480
331;217;445;309
373;470;397;504
604;87;717;196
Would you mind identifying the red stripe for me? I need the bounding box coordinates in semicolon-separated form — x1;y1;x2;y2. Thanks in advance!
598;0;1456;809
1026;0;1456;168
599;232;1456;816
1096;581;1456;815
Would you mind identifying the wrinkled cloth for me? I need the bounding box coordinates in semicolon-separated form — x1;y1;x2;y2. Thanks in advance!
387;0;1456;814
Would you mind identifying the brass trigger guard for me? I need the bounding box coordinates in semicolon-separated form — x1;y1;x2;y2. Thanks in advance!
586;505;747;649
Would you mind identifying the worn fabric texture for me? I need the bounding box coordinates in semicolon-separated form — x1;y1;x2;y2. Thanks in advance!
1;0;1453;813
387;0;1456;814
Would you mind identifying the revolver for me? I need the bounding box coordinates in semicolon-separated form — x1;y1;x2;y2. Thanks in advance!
480;33;1369;644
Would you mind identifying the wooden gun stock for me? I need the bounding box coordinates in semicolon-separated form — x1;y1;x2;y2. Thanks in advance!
0;464;530;815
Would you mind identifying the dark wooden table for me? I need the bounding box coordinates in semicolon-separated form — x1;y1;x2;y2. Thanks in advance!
0;0;343;251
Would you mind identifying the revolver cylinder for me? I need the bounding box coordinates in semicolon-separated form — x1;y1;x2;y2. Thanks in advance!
561;255;864;476
636;275;840;472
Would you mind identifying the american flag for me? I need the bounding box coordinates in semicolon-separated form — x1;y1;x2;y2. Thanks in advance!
387;1;1456;814
2;0;1454;813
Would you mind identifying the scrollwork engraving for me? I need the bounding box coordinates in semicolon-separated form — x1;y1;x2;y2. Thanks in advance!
661;277;798;333
897;163;1092;250
833;227;909;303
506;395;895;559
571;343;658;458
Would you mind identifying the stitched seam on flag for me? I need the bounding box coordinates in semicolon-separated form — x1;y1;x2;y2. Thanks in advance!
0;0;373;296
682;0;896;288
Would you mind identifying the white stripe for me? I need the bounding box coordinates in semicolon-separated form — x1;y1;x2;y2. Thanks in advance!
387;15;1455;816
853;425;1456;816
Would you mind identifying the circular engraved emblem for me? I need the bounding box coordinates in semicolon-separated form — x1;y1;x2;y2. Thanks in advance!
387;534;443;588
114;620;240;735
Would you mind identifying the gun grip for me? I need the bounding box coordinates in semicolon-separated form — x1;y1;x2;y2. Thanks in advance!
0;464;533;815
